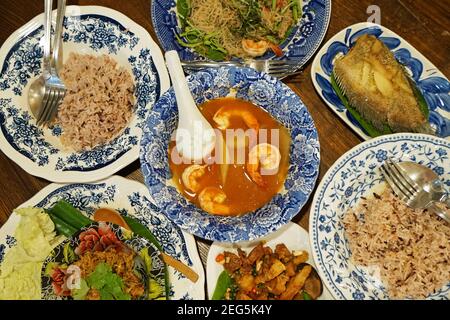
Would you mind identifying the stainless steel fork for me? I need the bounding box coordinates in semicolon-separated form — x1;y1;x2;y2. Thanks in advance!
181;59;301;79
380;158;450;223
36;0;67;126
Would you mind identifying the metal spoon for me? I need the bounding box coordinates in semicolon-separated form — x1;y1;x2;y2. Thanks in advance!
398;161;450;222
28;0;53;119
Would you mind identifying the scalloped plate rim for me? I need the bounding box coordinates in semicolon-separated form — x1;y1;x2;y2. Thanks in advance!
0;175;205;300
0;5;170;183
308;133;450;300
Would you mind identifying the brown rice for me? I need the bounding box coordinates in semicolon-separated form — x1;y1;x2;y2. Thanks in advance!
57;53;134;151
343;186;450;299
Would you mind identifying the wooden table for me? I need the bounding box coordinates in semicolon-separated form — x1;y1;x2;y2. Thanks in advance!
0;0;449;268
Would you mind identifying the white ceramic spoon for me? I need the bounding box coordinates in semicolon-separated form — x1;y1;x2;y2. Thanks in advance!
165;51;216;162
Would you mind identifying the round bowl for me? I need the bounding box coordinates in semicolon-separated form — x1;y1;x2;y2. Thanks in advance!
140;67;320;242
151;0;331;67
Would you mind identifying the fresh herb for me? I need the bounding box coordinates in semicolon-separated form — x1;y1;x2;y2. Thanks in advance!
86;262;131;300
177;0;191;28
63;242;76;264
72;279;90;300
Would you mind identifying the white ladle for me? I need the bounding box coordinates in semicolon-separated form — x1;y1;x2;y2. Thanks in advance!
165;51;216;162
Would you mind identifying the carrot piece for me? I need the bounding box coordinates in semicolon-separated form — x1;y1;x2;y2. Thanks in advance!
216;253;225;263
269;43;284;57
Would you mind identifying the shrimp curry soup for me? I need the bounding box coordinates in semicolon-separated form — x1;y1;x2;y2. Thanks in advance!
169;97;290;216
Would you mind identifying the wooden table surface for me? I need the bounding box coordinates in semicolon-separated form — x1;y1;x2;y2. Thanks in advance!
0;0;449;269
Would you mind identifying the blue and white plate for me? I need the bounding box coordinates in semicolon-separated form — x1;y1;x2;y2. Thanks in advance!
151;0;331;66
309;133;450;300
41;222;166;300
0;176;205;300
0;6;170;182
140;67;320;242
207;222;334;300
311;22;450;140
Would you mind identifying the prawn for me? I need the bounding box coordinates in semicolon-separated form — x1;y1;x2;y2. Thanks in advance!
198;187;231;215
242;39;269;57
213;106;260;132
181;164;207;193
246;143;281;187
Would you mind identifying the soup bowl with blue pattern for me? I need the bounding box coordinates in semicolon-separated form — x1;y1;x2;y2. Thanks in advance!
140;67;320;242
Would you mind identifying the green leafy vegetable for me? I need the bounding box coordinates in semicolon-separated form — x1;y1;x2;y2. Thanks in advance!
177;0;191;28
407;76;429;119
86;262;131;300
122;216;170;299
330;72;392;137
175;25;228;61
44;262;59;277
72;279;90;300
63;242;76;264
212;270;234;300
148;278;164;300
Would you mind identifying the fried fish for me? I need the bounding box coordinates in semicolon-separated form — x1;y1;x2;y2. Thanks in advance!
333;34;432;135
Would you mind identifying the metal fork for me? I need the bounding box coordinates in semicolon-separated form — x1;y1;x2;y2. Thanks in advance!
36;0;66;126
380;158;450;223
181;59;301;79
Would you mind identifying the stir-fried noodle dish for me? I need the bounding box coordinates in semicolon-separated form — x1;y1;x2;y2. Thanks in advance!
176;0;302;59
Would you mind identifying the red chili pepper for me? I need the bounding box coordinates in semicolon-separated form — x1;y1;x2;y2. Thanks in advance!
269;43;284;57
216;253;225;262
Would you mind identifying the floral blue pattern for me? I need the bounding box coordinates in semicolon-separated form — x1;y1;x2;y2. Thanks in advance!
41;222;165;300
151;0;330;66
0;177;201;299
5;235;16;248
312;23;450;140
0;8;165;181
0;244;5;264
140;67;320;242
0;98;59;166
310;133;450;300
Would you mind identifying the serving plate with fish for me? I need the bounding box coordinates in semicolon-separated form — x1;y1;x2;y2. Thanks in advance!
311;22;450;140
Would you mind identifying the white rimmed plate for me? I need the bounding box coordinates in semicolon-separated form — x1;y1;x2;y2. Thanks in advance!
309;133;450;300
0;175;204;300
206;222;334;300
0;6;170;182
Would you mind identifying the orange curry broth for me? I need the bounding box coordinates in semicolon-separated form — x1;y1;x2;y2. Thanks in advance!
168;97;290;216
